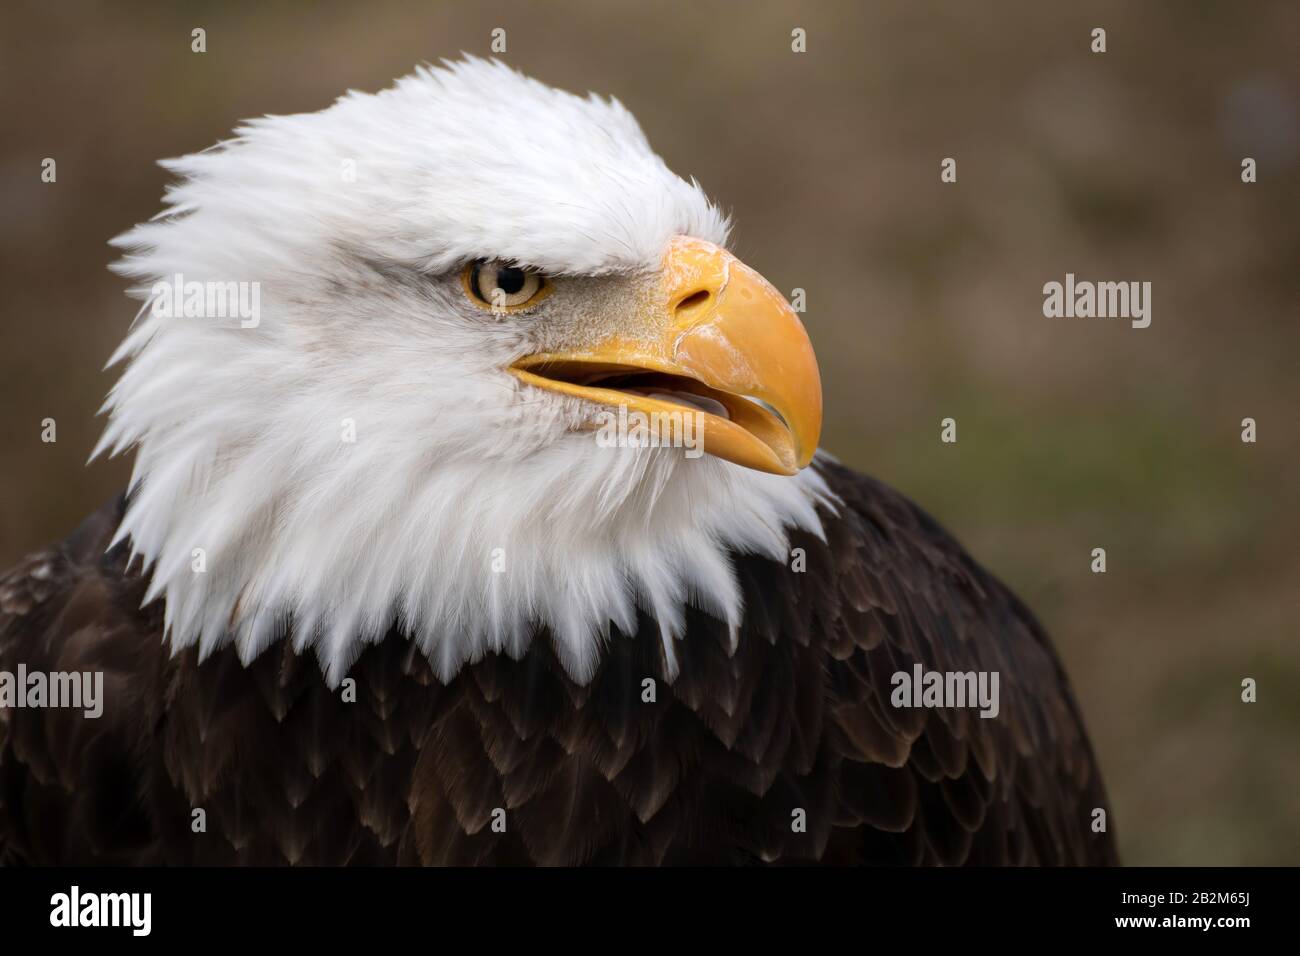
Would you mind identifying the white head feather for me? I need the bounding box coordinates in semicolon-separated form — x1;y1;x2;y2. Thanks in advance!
96;57;834;686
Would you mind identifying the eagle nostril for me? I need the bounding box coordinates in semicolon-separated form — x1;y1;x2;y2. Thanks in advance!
673;289;712;320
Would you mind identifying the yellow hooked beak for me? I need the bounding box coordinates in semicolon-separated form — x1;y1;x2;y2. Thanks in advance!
508;237;822;475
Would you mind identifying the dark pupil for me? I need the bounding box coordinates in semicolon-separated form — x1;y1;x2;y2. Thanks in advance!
495;267;526;296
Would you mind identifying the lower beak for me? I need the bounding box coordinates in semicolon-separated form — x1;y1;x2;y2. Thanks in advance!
508;237;822;475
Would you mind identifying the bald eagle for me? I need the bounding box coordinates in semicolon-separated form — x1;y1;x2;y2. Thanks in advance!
0;59;1115;866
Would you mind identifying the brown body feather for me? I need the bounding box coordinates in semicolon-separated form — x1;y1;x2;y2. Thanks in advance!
0;461;1117;865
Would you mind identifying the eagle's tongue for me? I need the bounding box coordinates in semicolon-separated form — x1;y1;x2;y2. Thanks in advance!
627;388;730;420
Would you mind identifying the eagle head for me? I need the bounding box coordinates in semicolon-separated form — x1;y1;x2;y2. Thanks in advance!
97;57;834;685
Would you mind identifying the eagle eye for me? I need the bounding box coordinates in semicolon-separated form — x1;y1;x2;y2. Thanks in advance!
462;260;550;312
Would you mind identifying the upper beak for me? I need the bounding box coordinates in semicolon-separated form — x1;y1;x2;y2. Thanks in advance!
508;236;822;475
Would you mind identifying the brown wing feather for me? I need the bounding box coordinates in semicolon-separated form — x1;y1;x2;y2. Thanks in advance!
811;458;1118;864
0;495;167;864
0;465;1117;865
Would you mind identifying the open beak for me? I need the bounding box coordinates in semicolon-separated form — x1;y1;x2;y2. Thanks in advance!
508;236;822;475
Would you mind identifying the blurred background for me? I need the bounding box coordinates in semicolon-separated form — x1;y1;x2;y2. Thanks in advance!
1;1;1296;864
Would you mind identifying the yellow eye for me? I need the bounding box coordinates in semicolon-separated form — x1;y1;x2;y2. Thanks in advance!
462;260;550;312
